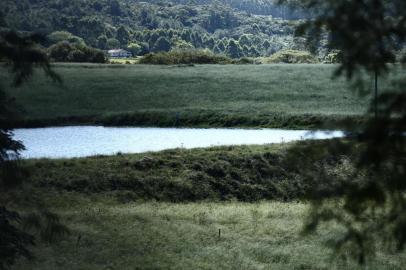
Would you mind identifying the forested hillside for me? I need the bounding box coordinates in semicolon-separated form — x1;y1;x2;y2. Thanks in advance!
128;0;305;18
0;0;312;59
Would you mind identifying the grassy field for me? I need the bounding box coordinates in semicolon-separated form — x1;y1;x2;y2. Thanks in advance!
2;63;385;129
12;196;406;270
7;144;406;269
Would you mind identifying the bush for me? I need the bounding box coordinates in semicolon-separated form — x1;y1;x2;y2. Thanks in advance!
233;57;254;64
67;50;86;62
48;42;107;63
139;50;232;64
324;50;342;63
263;50;318;64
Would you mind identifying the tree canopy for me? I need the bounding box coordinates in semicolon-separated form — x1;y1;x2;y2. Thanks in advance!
0;0;309;58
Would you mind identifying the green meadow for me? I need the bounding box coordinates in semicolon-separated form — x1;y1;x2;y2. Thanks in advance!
6;144;405;269
12;198;406;270
3;63;383;129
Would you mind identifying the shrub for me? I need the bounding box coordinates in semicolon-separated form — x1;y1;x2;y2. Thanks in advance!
263;50;318;64
139;50;232;64
48;42;107;63
324;50;342;63
67;50;86;62
226;39;243;58
152;37;171;52
127;43;142;56
233;57;254;64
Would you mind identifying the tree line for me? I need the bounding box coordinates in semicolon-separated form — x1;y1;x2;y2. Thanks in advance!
0;0;315;61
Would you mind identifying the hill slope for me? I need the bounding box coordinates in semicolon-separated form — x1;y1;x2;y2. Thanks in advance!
0;0;307;58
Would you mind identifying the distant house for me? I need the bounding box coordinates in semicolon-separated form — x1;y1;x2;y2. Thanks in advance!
107;49;132;58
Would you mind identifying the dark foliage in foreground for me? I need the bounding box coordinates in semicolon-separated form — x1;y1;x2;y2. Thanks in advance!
0;30;68;269
0;207;34;270
280;0;406;264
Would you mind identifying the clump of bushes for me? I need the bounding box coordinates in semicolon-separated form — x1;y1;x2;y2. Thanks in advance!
323;50;342;63
233;57;255;64
262;50;318;64
47;42;107;63
139;50;232;64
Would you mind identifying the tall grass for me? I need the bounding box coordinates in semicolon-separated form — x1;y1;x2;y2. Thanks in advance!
24;144;306;202
2;64;381;129
12;197;406;270
9;143;406;269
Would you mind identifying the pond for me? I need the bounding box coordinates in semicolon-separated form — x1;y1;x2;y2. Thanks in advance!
12;126;344;159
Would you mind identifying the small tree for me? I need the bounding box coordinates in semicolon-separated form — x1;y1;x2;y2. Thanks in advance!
249;46;260;57
242;45;249;56
47;42;73;62
206;37;215;49
116;26;130;46
226;39;242;58
127;43;142;56
238;34;251;47
97;35;108;50
106;38;120;49
215;40;226;53
262;40;271;51
152;36;171;52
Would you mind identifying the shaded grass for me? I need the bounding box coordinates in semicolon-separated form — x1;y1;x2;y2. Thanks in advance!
24;144;308;202
11;197;406;270
2;64;381;129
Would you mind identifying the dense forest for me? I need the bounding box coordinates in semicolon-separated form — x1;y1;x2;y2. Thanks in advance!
128;0;306;18
0;0;315;60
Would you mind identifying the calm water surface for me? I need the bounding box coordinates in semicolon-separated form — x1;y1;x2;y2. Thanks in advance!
13;126;344;159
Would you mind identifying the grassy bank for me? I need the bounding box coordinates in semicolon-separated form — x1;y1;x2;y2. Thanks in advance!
2;63;379;129
24;144;309;202
12;197;406;270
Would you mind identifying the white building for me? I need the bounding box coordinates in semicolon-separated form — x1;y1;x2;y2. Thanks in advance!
107;49;132;58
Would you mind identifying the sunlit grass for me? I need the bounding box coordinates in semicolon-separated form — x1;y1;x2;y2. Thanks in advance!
13;197;406;270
